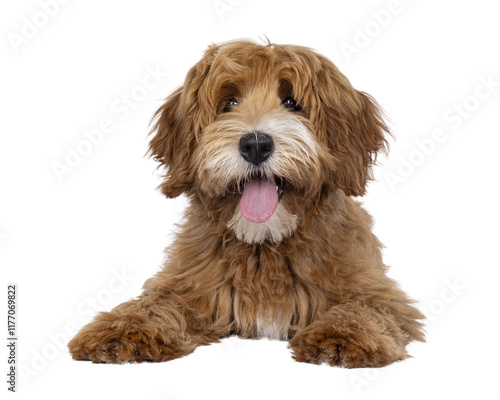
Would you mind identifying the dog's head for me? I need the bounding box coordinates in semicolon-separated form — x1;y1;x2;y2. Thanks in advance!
149;40;388;244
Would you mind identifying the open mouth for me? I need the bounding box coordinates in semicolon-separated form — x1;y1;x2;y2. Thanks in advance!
239;175;285;223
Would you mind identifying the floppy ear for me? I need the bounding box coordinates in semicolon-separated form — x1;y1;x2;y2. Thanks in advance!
317;62;389;196
149;88;194;198
149;45;223;198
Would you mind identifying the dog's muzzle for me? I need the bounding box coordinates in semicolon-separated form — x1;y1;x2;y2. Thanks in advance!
237;132;285;224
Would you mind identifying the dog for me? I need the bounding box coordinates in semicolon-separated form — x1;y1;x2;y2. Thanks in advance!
68;40;424;367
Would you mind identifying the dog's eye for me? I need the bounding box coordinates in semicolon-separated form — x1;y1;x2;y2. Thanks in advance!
223;98;238;113
282;97;302;112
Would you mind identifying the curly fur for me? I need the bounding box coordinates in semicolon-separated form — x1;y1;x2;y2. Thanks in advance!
68;40;424;367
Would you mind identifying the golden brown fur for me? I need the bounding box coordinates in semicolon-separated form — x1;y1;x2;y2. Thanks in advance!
68;40;424;367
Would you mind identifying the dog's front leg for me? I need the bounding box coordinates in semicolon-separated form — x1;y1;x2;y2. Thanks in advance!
68;290;210;363
288;297;424;368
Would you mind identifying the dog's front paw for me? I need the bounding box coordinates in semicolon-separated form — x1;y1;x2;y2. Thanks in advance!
288;321;406;368
68;311;190;364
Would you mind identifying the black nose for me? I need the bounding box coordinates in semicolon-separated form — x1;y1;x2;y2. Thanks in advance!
239;133;274;166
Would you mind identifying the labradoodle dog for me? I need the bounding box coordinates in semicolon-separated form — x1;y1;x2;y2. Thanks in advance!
68;40;424;367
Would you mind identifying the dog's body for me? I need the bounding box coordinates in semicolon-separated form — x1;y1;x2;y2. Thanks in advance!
68;40;424;367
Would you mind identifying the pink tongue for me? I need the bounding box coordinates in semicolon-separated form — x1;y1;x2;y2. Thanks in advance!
240;178;278;223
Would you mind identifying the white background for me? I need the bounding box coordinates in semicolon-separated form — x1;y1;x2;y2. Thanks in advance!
1;0;499;399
